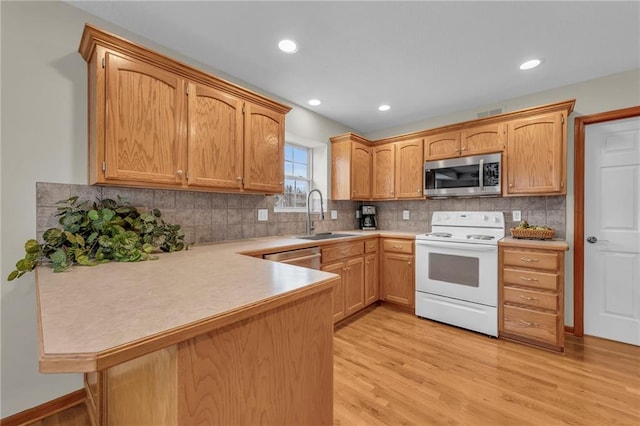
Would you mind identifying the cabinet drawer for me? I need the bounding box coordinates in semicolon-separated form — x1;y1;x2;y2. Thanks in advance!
503;305;559;344
503;268;558;291
503;287;558;311
503;249;559;271
365;239;378;253
383;239;413;254
322;241;364;264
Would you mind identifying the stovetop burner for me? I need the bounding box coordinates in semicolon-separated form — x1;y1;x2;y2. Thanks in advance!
428;232;452;238
466;234;495;240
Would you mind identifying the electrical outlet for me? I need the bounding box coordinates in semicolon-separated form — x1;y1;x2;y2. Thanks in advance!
512;210;521;221
403;210;410;220
331;210;338;220
258;209;268;221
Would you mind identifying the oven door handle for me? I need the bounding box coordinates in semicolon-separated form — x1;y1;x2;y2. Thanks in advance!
416;240;498;252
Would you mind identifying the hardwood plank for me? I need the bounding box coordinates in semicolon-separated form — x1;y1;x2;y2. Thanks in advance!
334;305;640;426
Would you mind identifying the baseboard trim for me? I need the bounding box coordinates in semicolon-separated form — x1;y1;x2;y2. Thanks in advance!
1;389;85;426
564;325;575;335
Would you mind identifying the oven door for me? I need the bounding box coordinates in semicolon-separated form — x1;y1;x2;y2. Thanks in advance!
415;240;498;307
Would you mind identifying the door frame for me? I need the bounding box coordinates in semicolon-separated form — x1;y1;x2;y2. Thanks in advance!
573;105;640;336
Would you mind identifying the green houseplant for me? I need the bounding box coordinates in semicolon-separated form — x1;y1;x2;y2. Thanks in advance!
8;196;186;281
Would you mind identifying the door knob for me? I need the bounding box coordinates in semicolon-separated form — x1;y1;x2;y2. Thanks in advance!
586;236;598;244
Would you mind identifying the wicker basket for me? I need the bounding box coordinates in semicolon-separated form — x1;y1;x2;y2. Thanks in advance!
510;227;555;240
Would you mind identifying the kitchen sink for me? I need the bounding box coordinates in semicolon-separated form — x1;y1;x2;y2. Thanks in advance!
296;233;354;241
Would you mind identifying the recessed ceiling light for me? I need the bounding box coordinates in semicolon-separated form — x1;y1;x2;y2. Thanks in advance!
278;39;298;54
308;99;321;106
378;104;391;112
520;58;542;70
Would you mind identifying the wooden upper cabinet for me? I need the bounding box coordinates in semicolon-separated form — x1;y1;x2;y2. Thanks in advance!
351;142;372;199
330;133;372;200
243;103;285;193
505;111;567;196
395;139;424;199
461;123;505;156
372;144;395;199
187;82;243;190
425;124;504;161
424;132;460;160
104;51;185;185
79;24;290;193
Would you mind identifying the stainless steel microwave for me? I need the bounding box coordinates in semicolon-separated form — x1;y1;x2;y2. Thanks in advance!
424;153;501;197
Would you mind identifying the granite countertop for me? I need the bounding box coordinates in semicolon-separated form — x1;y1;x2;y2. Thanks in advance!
36;230;418;372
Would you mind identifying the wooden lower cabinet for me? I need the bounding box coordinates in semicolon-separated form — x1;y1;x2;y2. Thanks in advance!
84;288;334;425
364;252;379;306
322;241;365;323
498;238;568;352
322;261;347;322
380;238;415;309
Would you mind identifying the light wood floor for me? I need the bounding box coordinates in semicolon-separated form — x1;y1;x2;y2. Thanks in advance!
29;304;640;426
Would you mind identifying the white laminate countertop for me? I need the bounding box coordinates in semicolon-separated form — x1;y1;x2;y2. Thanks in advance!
36;230;418;372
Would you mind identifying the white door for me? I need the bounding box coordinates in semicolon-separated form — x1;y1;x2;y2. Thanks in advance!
584;116;640;345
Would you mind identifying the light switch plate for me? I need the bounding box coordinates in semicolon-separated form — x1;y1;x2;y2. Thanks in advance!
331;210;338;220
403;210;410;220
512;210;521;221
258;209;268;221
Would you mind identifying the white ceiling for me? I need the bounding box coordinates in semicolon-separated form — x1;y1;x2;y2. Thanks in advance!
68;1;640;134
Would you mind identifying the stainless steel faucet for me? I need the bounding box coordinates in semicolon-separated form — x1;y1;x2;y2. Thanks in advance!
306;189;325;235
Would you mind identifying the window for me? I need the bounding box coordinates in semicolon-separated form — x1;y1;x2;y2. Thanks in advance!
275;143;312;210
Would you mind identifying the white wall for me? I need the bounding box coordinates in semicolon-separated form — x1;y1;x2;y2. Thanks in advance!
0;1;350;417
367;68;640;327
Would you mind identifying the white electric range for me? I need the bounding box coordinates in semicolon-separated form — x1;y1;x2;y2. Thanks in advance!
415;211;505;336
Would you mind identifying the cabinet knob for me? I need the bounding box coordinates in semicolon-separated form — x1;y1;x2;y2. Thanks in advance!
461;147;467;151
407;261;411;265
236;176;242;181
176;170;183;176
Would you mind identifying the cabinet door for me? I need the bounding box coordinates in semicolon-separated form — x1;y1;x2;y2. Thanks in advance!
372;144;395;199
351;142;372;199
243;103;285;193
505;112;566;195
344;257;365;316
322;262;345;323
104;51;185;185
395;139;424;198
461;123;505;155
381;252;414;308
364;252;379;306
186;83;243;189
424;132;460;160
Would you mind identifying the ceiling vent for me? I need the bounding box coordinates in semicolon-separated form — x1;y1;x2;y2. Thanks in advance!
477;108;503;118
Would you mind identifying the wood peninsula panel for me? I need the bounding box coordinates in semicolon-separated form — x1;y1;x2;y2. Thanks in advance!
178;290;334;425
187;82;244;190
105;346;178;425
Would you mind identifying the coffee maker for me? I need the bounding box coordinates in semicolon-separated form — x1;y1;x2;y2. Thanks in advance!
359;205;377;230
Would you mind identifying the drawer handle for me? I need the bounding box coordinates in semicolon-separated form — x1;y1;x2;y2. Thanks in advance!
519;319;539;327
392;245;403;249
519;276;539;282
520;257;539;262
519;295;539;301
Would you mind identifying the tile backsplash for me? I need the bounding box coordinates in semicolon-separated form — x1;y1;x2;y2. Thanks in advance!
36;183;566;243
370;196;566;239
35;182;359;244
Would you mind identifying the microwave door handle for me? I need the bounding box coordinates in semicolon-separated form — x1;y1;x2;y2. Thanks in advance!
479;159;484;192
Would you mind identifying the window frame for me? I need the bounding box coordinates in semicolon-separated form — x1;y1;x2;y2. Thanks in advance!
275;142;313;212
